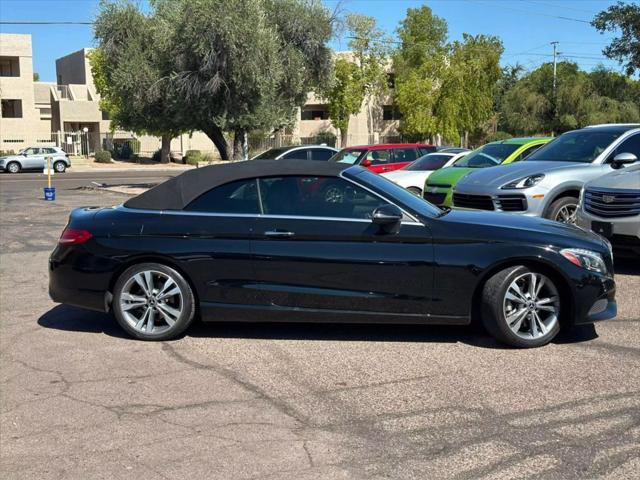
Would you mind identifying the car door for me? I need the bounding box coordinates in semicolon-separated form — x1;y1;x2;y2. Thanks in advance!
141;179;258;306
390;147;420;171
22;148;44;169
362;149;393;173
251;175;433;315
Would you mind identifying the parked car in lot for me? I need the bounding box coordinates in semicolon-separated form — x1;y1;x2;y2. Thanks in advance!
452;124;640;223
381;151;469;196
331;143;437;173
0;146;70;173
424;137;552;207
49;160;616;348
252;144;338;161
577;163;640;258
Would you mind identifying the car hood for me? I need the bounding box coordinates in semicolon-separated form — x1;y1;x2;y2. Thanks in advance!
456;161;594;188
382;170;433;181
426;167;474;185
585;164;640;190
0;155;23;161
440;208;606;249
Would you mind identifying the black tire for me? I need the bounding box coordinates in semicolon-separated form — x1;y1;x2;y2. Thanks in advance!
53;161;66;173
112;262;196;341
481;265;561;348
6;162;21;174
407;186;422;196
545;196;578;224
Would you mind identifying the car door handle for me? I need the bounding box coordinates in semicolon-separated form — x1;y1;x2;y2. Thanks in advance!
264;230;295;238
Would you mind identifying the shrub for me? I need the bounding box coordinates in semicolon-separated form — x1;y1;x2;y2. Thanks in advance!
314;131;337;147
109;138;141;159
0;150;16;156
487;131;513;142
184;150;202;165
94;151;112;163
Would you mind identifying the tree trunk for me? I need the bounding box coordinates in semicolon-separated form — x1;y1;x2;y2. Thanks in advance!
340;127;348;148
160;134;171;163
232;128;247;161
202;124;230;160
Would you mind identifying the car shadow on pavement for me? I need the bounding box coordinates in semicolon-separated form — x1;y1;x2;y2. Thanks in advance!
37;304;599;349
614;257;640;276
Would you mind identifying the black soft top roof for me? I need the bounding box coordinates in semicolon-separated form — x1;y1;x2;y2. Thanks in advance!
124;159;352;210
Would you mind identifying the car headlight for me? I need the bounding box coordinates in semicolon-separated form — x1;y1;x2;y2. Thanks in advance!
501;174;545;189
560;248;606;273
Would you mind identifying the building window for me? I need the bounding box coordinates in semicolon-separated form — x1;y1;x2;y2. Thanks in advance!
382;105;402;121
39;107;52;119
101;110;110;120
1;99;23;118
301;105;329;121
0;56;20;77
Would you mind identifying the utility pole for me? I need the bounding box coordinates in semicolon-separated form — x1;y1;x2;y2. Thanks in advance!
551;41;560;135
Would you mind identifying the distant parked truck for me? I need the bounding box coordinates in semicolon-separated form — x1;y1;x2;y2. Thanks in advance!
0;146;71;173
451;124;640;223
577;163;640;258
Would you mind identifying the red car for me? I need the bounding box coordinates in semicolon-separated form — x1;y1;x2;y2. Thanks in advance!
330;143;437;173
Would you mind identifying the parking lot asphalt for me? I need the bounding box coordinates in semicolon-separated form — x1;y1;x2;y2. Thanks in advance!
1;171;639;479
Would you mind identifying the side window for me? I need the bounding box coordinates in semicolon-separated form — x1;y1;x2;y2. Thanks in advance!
515;144;543;162
364;149;391;165
23;148;36;155
612;134;640;160
45;148;57;154
418;146;437;156
393;148;419;163
309;149;334;161
259;176;389;219
281;149;308;161
185;179;260;214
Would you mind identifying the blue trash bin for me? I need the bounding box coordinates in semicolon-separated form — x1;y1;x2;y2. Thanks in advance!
44;187;56;201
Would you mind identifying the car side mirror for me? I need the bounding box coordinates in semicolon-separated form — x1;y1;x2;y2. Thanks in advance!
361;159;372;167
372;204;403;233
611;152;637;169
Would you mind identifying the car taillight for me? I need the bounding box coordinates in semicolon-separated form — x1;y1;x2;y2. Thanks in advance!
59;228;93;245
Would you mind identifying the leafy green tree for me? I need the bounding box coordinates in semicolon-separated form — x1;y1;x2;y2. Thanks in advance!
393;7;503;144
322;14;390;147
93;0;333;161
153;0;333;160
592;1;640;76
92;3;186;162
33;72;39;81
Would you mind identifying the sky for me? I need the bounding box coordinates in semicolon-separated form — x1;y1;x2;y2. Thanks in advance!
0;0;628;83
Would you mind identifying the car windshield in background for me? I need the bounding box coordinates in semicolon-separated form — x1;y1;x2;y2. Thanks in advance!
453;143;520;168
332;149;366;165
404;154;453;171
525;130;625;163
253;147;289;160
353;169;442;218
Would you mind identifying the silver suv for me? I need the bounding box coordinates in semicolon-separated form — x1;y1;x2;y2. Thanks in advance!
577;164;640;258
0;146;71;174
451;124;640;223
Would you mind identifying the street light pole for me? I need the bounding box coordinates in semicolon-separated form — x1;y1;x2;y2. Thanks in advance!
551;41;559;135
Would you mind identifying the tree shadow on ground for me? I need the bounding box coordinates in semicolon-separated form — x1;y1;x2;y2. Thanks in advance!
38;304;599;349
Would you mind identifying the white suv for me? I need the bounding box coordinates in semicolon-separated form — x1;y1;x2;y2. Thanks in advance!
0;146;71;174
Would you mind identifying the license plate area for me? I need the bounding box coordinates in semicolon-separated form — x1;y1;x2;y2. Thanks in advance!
592;221;613;238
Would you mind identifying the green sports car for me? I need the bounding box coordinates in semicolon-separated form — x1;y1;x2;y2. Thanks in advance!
423;137;552;207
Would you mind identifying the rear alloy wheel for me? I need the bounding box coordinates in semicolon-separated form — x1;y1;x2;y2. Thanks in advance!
6;162;20;174
547;197;578;224
482;266;561;348
113;263;195;340
53;161;66;173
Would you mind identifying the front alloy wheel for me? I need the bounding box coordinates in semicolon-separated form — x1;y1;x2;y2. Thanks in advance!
482;266;562;348
113;263;195;340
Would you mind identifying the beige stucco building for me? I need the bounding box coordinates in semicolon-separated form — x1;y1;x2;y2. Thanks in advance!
1;33;399;156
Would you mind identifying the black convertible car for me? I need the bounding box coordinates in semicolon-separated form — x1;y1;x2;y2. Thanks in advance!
49;160;616;347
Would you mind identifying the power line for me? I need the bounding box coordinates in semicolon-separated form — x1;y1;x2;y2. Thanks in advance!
470;0;591;24
0;21;92;25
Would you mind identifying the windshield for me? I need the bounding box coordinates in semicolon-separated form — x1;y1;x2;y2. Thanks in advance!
253;147;290;160
525;130;625;163
331;149;366;165
453;144;520;168
352;169;442;218
404;153;453;171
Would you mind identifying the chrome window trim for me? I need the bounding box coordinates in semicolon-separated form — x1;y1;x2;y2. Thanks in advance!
118;206;423;226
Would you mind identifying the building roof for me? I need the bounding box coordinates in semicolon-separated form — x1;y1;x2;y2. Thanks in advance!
124;159;351;210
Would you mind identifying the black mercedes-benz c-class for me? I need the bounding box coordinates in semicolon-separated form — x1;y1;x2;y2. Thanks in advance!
49;160;616;347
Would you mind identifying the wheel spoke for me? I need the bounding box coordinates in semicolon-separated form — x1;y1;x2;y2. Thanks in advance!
157;302;180;322
135;307;150;330
157;306;177;326
536;296;558;305
528;274;537;298
158;286;180;300
537;305;556;312
507;309;528;332
534;276;545;297
505;290;525;304
534;312;548;335
146;309;155;333
134;273;151;295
